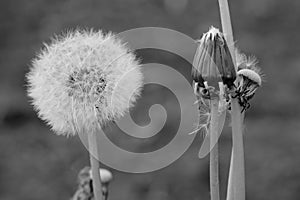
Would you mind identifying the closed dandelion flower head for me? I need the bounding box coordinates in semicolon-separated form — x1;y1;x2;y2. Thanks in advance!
27;29;143;136
192;26;236;89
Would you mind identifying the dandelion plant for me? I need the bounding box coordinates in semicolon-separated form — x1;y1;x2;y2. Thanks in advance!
192;27;236;200
27;29;143;200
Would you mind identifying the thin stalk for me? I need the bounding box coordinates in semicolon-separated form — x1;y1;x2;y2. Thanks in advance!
218;0;236;62
226;146;234;200
209;99;220;200
229;100;245;200
217;1;246;200
88;132;103;200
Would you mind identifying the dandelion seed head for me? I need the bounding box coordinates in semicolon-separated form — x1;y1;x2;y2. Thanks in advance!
27;29;143;136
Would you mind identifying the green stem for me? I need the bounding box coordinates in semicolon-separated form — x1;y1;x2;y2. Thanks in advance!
226;148;234;200
88;132;103;200
218;0;236;63
209;99;220;200
230;100;246;200
217;1;246;200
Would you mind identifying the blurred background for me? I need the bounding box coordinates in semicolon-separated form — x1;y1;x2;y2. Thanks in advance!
1;0;300;199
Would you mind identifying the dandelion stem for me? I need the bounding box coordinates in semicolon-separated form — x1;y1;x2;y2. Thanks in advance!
228;100;245;200
88;132;103;200
209;99;220;200
217;1;246;200
227;148;234;200
218;0;236;62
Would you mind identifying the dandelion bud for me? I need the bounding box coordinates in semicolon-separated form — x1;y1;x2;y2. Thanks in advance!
99;168;113;184
88;167;113;184
27;29;143;136
89;168;113;200
74;167;113;200
192;26;236;88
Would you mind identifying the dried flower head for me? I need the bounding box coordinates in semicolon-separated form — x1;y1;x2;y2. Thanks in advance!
73;167;113;200
27;29;143;136
192;26;236;89
233;50;263;112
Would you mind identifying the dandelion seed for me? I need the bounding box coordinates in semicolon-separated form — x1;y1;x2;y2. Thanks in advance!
27;29;143;136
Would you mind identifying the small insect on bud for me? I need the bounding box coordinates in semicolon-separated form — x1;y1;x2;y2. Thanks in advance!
192;26;236;93
234;68;262;112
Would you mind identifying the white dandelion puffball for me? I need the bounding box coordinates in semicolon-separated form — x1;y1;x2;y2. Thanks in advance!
27;30;143;136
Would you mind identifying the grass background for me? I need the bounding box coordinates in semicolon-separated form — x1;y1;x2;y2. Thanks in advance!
0;0;300;199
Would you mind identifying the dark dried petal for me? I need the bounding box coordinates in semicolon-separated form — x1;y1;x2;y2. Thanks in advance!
192;40;206;87
217;37;236;88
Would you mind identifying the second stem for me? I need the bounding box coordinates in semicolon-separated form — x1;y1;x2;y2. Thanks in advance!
209;99;220;200
88;132;103;200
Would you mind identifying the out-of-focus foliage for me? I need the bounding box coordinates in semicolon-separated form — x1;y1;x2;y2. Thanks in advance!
0;0;300;200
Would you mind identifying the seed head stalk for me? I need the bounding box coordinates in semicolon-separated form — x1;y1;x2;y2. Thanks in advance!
217;1;246;200
88;132;103;200
27;30;143;200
